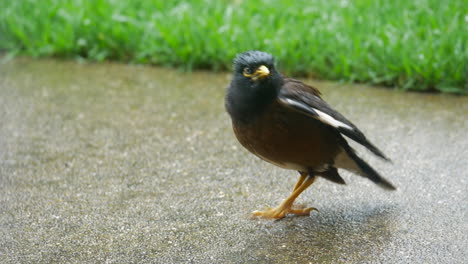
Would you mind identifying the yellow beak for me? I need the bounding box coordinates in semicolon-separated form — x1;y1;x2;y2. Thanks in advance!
252;65;270;81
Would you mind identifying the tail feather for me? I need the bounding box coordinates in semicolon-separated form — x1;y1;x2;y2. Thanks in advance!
338;127;391;162
346;149;396;190
335;141;396;190
318;167;346;185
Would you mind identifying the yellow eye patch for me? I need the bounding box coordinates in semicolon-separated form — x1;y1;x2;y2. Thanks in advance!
243;67;253;77
243;65;270;80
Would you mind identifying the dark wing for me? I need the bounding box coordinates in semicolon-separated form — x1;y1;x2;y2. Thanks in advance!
278;78;390;161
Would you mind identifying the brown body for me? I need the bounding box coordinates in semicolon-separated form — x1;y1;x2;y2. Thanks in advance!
233;100;340;172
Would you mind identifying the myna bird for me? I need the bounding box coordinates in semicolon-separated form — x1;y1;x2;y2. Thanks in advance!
225;51;395;219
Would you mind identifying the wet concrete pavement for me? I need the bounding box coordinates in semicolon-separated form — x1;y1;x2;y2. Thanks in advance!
0;58;466;263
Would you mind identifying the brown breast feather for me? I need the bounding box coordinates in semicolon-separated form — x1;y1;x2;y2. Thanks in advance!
233;100;341;172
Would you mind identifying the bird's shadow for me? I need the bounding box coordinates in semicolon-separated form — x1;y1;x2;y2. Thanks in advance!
241;203;400;262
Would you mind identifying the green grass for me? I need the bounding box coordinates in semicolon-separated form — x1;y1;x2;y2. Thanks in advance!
0;0;466;93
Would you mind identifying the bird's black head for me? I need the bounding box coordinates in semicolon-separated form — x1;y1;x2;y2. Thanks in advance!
226;51;283;123
233;51;276;81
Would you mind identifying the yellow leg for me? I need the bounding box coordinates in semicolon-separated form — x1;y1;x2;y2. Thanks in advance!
290;172;310;211
292;172;307;191
252;174;318;219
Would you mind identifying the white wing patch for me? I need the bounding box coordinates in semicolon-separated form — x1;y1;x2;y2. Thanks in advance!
313;109;353;130
281;98;311;112
281;98;353;130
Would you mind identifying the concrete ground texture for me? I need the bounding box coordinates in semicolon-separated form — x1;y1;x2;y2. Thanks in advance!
0;58;467;263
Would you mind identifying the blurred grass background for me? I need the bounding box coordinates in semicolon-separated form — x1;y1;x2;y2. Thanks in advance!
0;0;466;93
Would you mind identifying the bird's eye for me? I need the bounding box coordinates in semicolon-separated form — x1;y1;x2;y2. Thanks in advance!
243;67;252;76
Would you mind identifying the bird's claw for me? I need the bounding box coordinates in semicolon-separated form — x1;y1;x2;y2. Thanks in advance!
251;205;318;219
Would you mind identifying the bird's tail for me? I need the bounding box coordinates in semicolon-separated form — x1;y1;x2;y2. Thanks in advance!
335;143;396;190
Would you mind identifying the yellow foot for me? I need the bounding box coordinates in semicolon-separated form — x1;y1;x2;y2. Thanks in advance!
251;204;318;219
